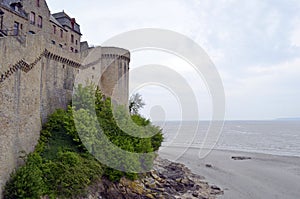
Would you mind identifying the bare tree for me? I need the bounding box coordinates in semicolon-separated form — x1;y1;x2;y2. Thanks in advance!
129;93;145;115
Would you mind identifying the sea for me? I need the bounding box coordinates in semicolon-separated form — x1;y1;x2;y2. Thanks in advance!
155;121;300;157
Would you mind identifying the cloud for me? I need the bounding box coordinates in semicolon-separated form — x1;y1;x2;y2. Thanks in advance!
224;58;300;119
290;20;300;47
47;0;300;120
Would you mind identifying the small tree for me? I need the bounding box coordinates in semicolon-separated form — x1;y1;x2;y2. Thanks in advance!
129;93;145;115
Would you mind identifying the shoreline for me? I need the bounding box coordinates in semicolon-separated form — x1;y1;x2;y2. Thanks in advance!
159;147;300;199
160;145;300;159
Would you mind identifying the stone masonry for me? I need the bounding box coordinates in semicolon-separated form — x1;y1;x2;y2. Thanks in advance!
0;0;130;197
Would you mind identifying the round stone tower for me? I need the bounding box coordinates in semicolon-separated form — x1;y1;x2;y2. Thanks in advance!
100;47;130;105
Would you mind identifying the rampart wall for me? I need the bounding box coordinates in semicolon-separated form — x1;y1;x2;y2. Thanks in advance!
0;35;130;197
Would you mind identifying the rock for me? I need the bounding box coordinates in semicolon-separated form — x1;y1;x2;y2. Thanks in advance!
231;156;252;160
146;193;155;199
81;157;223;199
205;164;213;168
150;171;160;180
154;187;165;192
211;185;221;191
192;191;199;197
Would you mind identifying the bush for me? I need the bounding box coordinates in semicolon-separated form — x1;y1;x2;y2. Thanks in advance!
4;84;164;198
4;154;46;199
4;108;103;199
42;152;103;197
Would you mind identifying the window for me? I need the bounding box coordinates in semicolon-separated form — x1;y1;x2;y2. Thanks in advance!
75;49;78;53
37;16;42;28
71;34;74;43
0;15;3;30
60;29;63;38
20;24;23;30
71;20;75;30
70;47;74;52
75;40;78;45
13;21;19;36
51;40;56;45
30;12;35;25
14;6;19;12
37;0;40;7
59;44;63;48
53;25;56;34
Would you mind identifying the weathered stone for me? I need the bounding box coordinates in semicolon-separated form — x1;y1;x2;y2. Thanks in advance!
146;193;155;199
192;191;199;197
0;2;131;197
211;185;221;191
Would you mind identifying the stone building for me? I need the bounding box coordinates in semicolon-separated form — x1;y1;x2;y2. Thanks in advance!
0;0;81;53
0;0;130;197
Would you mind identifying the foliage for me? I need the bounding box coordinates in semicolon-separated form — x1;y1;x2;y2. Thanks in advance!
4;154;45;199
4;108;103;199
4;84;164;198
129;93;145;115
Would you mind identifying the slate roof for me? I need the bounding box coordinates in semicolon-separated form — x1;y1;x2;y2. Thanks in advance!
52;11;81;35
50;15;64;29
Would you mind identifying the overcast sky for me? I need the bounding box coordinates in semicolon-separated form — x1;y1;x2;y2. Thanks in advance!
48;0;300;121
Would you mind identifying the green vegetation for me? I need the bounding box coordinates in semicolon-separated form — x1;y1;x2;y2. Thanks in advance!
4;84;163;199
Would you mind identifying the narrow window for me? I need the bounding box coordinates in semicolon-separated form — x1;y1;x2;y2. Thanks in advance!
37;0;40;7
37;16;42;28
30;12;35;25
0;15;3;30
71;34;74;43
60;29;63;38
13;21;19;36
70;47;74;52
71;19;75;30
75;40;78;45
53;25;56;34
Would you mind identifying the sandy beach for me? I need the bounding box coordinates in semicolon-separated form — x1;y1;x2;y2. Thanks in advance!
159;147;300;199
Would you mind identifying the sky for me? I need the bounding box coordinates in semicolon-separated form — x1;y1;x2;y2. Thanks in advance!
48;0;300;121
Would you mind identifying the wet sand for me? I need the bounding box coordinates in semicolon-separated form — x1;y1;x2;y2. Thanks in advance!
159;147;300;199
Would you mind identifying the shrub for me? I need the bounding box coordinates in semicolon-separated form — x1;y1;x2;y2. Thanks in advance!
4;154;46;199
4;84;164;198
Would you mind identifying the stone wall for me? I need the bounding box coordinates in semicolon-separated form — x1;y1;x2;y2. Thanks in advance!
100;47;130;105
0;35;46;197
0;35;129;198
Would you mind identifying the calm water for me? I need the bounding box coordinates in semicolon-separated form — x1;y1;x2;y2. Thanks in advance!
155;121;300;157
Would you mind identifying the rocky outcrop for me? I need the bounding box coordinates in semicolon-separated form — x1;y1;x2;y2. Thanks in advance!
84;157;223;199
